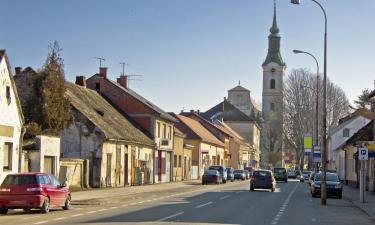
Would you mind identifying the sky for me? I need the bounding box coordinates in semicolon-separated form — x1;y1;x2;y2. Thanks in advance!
1;0;374;112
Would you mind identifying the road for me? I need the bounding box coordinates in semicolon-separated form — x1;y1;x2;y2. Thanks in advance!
0;180;373;225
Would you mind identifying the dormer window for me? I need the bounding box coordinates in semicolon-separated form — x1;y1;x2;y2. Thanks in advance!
270;79;276;89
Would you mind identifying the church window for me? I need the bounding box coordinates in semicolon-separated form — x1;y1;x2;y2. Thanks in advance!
270;102;275;111
270;79;276;89
237;94;241;106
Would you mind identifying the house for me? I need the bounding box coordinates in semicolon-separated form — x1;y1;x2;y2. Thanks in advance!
85;70;177;183
328;108;373;174
213;120;252;169
202;98;261;168
0;50;24;183
180;111;231;166
172;127;192;181
171;114;225;178
60;81;155;188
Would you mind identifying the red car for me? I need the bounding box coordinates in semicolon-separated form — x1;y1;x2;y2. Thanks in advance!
0;172;71;214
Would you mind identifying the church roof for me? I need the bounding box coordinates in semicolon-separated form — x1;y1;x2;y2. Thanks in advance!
202;99;252;122
228;85;250;92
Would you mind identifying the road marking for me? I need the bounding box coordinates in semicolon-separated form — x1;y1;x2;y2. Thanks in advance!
196;201;213;209
271;182;299;225
110;206;118;209
97;209;108;212
86;210;97;214
219;195;230;200
74;207;83;210
157;212;184;221
137;201;145;204
33;221;49;225
53;217;65;221
72;213;83;217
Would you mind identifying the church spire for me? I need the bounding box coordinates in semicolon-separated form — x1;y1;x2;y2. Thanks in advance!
263;0;285;67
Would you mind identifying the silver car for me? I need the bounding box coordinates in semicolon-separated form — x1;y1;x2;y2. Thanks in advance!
250;169;276;192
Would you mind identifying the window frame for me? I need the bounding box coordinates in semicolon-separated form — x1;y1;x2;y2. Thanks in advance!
270;79;276;89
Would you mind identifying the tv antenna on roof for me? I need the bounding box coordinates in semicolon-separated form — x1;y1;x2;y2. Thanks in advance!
119;61;143;88
120;62;131;76
94;57;106;68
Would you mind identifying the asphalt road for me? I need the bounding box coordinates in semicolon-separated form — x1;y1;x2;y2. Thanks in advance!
0;180;373;225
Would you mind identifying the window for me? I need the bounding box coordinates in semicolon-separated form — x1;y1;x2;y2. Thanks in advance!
343;128;350;137
174;155;178;167
179;155;182;168
3;143;12;170
95;82;100;91
50;175;61;187
5;86;11;104
163;124;166;139
270;102;275;111
270;79;276;89
157;122;160;138
168;126;172;140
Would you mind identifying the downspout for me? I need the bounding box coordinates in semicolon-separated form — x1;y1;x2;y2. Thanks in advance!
18;126;26;173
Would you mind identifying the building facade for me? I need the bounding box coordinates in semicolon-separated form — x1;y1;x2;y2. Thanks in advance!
0;50;24;183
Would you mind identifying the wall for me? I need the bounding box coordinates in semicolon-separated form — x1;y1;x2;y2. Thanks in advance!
59;158;84;190
173;134;184;181
0;56;23;183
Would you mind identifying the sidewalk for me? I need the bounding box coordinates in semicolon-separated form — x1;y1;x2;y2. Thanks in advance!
343;184;375;221
71;180;201;204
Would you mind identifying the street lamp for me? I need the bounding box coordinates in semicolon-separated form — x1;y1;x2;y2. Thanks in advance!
293;49;320;172
291;0;328;205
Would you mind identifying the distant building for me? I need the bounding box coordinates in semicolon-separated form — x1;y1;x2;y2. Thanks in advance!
0;50;24;183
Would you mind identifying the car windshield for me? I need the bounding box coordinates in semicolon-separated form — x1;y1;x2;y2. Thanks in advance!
234;170;243;173
2;175;37;186
225;168;232;172
209;166;223;172
274;168;286;173
314;173;339;182
303;171;311;175
254;171;271;177
204;170;218;175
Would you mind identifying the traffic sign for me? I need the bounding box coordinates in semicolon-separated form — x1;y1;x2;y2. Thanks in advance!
358;147;368;160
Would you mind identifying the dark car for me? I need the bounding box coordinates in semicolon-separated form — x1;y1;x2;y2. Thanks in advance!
234;170;246;180
310;172;343;198
225;167;234;182
273;167;288;183
244;170;250;179
244;167;253;175
208;165;227;183
250;169;276;192
0;173;71;214
202;170;223;185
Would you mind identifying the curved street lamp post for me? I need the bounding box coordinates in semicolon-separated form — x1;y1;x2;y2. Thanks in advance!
291;0;328;205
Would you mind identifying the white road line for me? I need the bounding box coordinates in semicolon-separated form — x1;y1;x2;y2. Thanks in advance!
97;209;108;212
74;207;83;210
219;195;230;200
271;182;299;225
53;217;65;221
86;210;97;214
195;201;213;209
33;221;49;225
72;213;83;217
157;212;184;221
110;206;118;209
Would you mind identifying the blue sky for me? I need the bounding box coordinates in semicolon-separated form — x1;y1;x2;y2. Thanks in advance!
1;0;374;112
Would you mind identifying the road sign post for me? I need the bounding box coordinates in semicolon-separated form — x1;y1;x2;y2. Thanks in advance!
358;147;368;203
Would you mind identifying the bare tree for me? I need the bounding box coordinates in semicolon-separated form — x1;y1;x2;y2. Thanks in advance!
284;68;349;171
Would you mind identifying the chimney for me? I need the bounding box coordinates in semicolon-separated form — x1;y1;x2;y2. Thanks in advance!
99;67;107;78
197;110;200;114
117;75;128;88
75;76;86;87
15;67;22;75
190;109;194;113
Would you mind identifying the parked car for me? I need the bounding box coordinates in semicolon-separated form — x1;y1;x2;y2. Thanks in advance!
208;165;227;183
287;170;297;179
244;170;250;179
273;167;288;183
234;170;246;180
301;171;312;182
250;169;276;192
244;167;253;176
310;172;343;198
0;172;71;214
202;170;223;185
225;167;234;182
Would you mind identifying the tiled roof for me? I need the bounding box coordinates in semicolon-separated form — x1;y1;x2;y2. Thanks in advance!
213;120;250;147
346;120;374;145
228;85;250;92
108;79;177;122
175;115;224;147
202;100;251;122
65;82;154;146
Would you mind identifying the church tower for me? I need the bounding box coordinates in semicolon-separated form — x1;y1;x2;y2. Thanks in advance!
261;0;286;167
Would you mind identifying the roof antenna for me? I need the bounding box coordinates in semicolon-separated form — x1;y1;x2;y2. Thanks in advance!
118;61;143;88
94;57;105;68
238;80;241;86
119;62;131;76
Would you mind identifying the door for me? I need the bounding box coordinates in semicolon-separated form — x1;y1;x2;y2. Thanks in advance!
158;150;162;182
166;152;171;182
124;153;129;186
115;145;121;187
44;156;55;175
106;154;112;187
49;175;66;206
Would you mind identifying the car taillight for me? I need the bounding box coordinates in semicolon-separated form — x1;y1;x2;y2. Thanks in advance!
251;176;256;181
268;177;273;181
27;187;43;192
0;188;10;192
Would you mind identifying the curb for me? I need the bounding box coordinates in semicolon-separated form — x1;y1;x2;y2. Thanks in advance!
348;199;375;222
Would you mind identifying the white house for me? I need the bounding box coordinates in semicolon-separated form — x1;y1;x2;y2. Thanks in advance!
328;108;373;179
0;50;24;183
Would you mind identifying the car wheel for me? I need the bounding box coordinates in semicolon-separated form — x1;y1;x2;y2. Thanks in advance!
40;198;50;214
271;187;275;192
24;208;31;212
63;196;71;210
231;179;234;182
285;179;288;183
338;192;342;199
223;179;227;184
0;207;8;214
